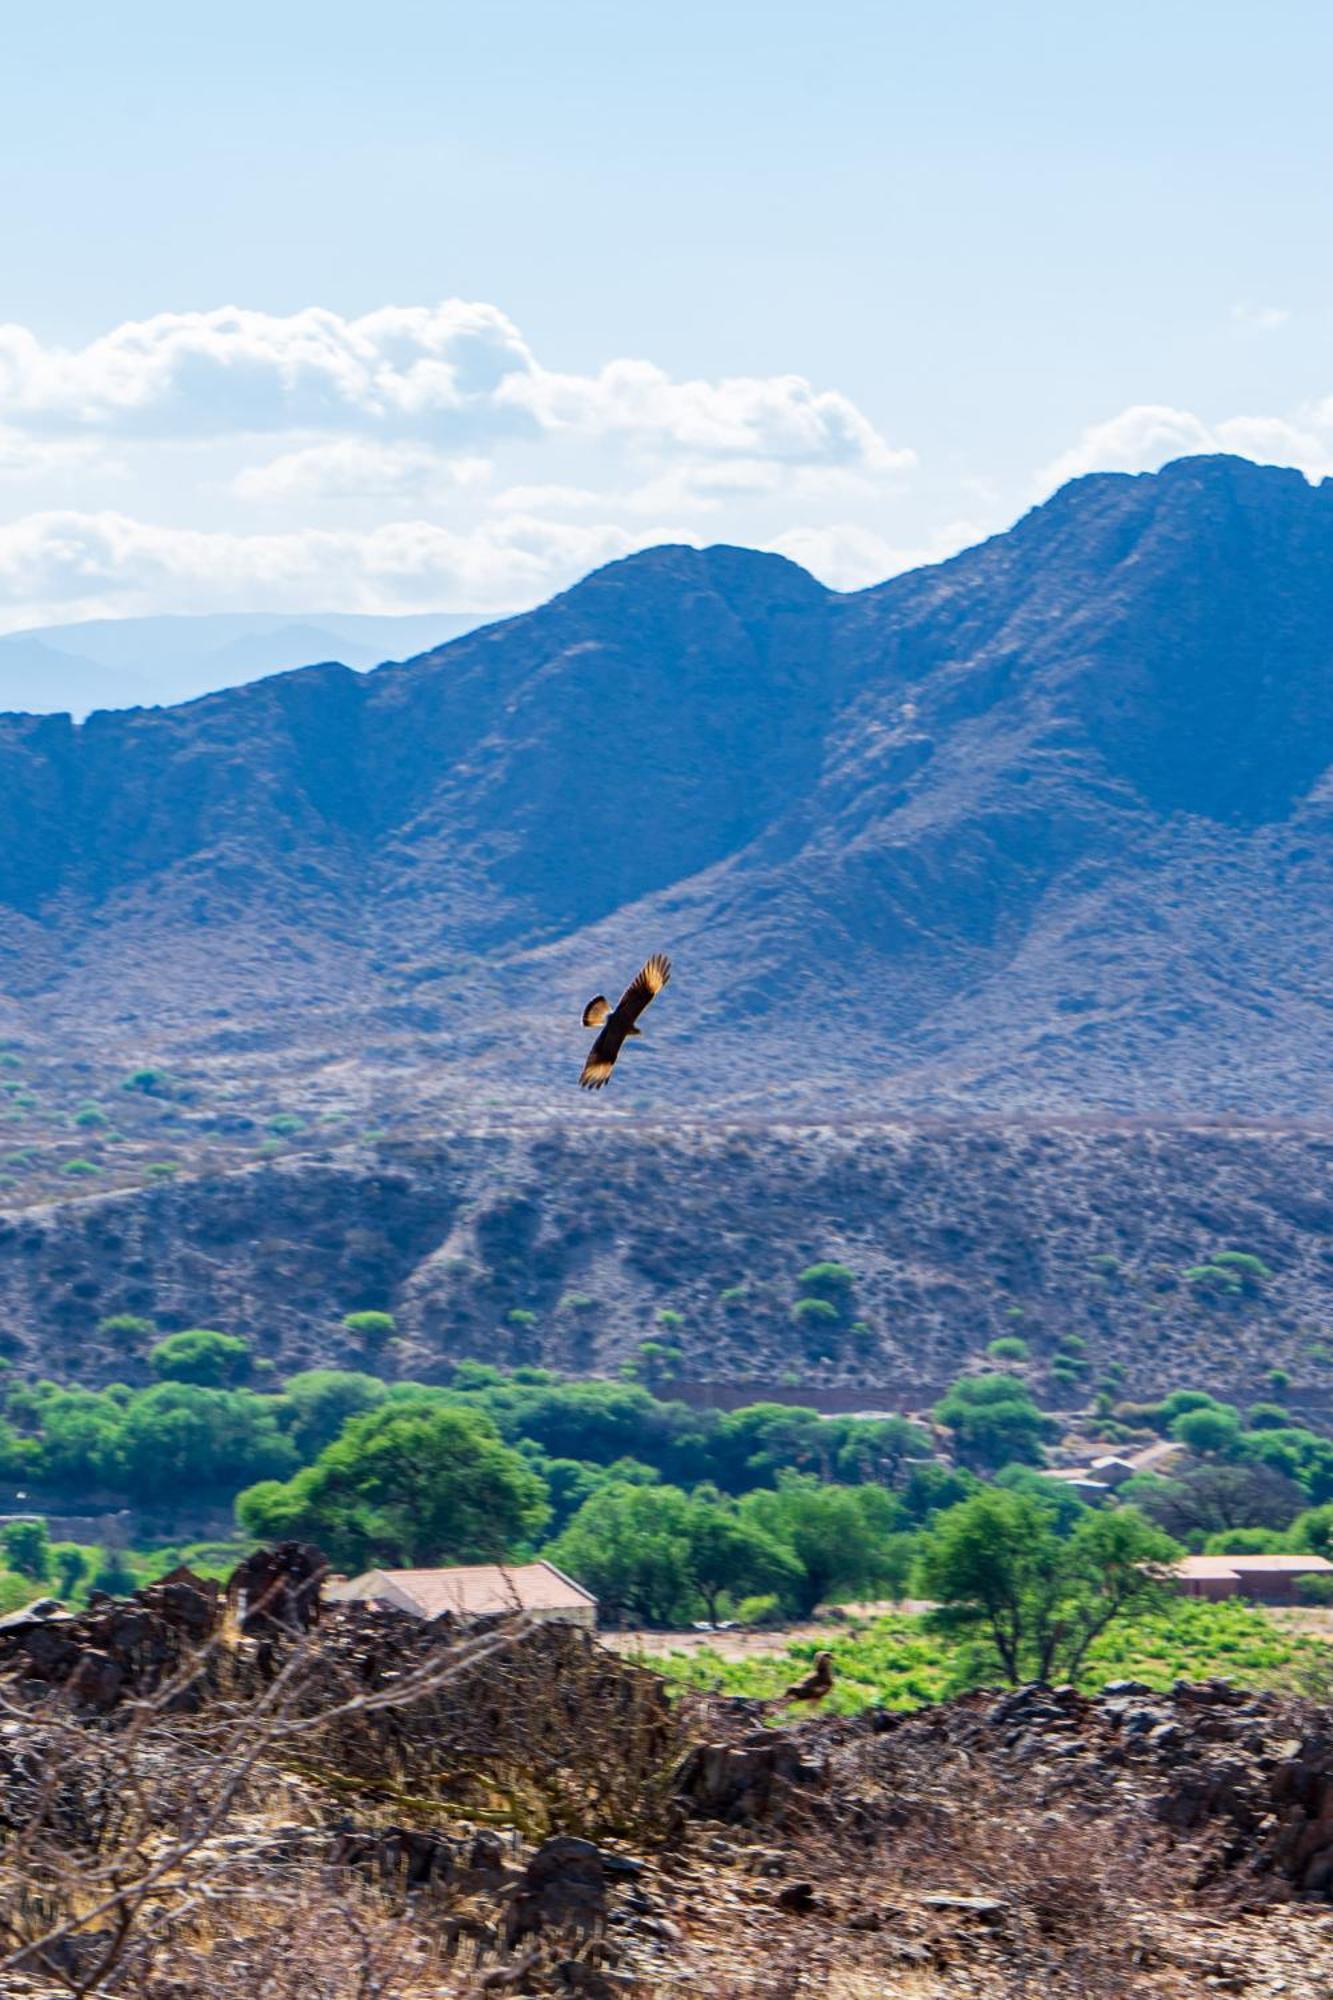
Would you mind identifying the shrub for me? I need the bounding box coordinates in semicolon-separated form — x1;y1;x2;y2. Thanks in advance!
987;1336;1029;1362
1296;1573;1333;1606
61;1159;101;1177
266;1113;305;1137
791;1297;839;1325
121;1068;169;1096
91;1547;137;1594
98;1314;156;1348
341;1310;396;1349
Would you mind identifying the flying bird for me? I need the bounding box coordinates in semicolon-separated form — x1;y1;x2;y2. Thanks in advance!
780;1651;835;1705
579;953;671;1090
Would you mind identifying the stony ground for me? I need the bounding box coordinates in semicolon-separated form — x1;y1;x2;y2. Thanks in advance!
6;1568;1333;1996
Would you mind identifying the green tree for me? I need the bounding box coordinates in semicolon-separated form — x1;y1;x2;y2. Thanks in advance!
740;1476;912;1617
150;1328;251;1387
280;1369;386;1457
237;1401;548;1572
113;1384;298;1500
681;1489;802;1624
1170;1405;1244;1457
1127;1461;1304;1540
1240;1427;1333;1504
933;1373;1055;1471
1291;1504;1333;1558
918;1489;1178;1685
548;1482;699;1627
1;1518;51;1582
52;1542;89;1599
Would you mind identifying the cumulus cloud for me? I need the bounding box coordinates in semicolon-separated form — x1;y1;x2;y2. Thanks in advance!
1035;405;1219;491
0;303;905;473
1038;400;1333;494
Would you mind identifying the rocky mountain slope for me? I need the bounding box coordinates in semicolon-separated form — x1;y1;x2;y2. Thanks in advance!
4;1121;1333;1399
1;452;1331;1130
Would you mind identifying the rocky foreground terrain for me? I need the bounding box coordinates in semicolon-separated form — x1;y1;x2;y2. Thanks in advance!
4;1557;1333;1997
3;1120;1332;1398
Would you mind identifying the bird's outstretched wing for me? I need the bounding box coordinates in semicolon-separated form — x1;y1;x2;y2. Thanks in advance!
582;995;610;1027
615;952;671;1026
579;1031;620;1089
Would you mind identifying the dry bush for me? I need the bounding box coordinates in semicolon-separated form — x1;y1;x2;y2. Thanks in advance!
0;1613;630;1997
286;1616;693;1841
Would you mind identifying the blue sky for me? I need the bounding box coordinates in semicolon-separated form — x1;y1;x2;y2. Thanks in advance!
0;0;1330;634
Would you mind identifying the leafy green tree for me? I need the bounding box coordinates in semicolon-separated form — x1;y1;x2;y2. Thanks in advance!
1126;1461;1304;1540
933;1374;1055;1471
280;1369;386;1457
549;1482;700;1627
992;1463;1089;1535
1170;1406;1243;1457
237;1402;548;1572
918;1489;1178;1685
682;1489;802;1624
0;1416;39;1481
987;1337;1029;1362
710;1404;833;1489
113;1384;298;1500
52;1542;88;1598
1240;1427;1333;1504
833;1415;931;1487
740;1476;912;1617
149;1328;251;1387
898;1460;979;1525
1290;1503;1333;1558
1;1518;50;1581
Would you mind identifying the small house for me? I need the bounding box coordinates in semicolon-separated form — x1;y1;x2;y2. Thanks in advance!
1171;1553;1333;1605
326;1559;597;1629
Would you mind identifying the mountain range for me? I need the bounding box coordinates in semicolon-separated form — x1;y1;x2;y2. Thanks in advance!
1;452;1331;1126
0;608;492;717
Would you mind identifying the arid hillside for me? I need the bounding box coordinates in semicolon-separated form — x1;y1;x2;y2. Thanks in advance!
4;1118;1332;1398
1;454;1333;1135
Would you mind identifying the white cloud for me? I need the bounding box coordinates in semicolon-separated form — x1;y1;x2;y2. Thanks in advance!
0;303;905;473
1038;399;1333;494
0;507;695;626
234;440;491;504
769;518;983;591
1035;405;1219;491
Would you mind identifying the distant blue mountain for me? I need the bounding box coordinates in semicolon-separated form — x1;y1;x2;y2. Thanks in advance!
0;607;498;715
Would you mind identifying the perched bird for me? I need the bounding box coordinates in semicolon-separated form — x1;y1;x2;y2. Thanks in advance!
579;953;671;1090
780;1651;835;1705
